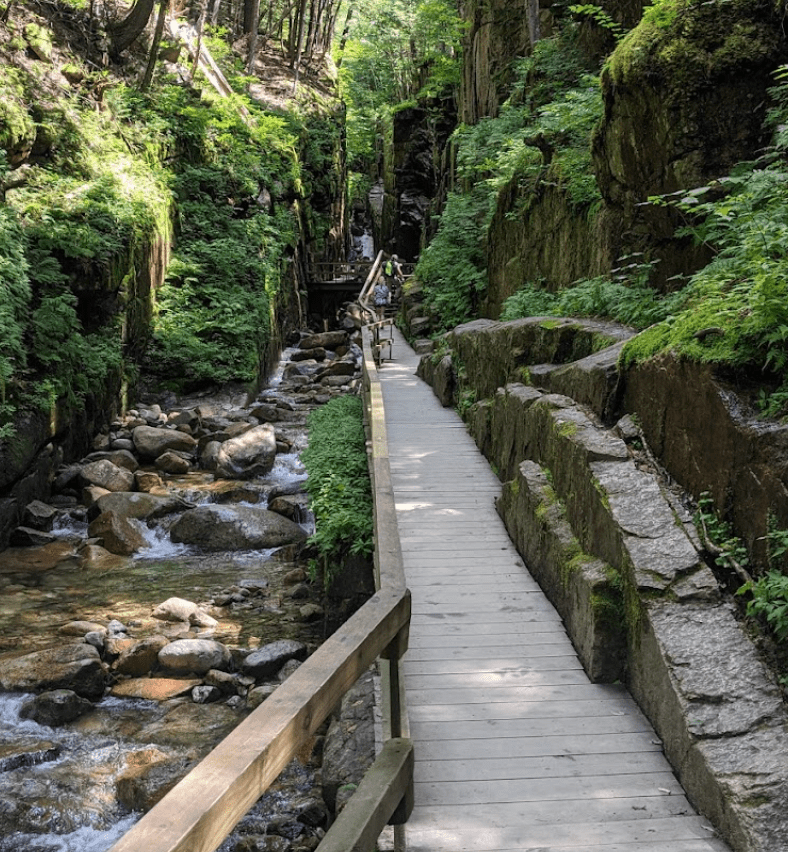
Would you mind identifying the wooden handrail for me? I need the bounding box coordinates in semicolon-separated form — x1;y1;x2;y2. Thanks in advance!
107;324;412;852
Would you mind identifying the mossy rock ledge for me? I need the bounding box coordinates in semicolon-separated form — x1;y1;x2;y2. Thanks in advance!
418;316;788;852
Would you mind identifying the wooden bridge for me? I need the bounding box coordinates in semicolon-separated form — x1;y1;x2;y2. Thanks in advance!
108;319;733;852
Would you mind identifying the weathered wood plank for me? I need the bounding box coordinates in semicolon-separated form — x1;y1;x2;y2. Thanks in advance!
406;682;635;706
407;696;639;723
414;750;671;781
405;815;723;850
107;587;409;852
404;655;585;674
404;643;578;661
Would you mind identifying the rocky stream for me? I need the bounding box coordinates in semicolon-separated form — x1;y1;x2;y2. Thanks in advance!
0;329;371;852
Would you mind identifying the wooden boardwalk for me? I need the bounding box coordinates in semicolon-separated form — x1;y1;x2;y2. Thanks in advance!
377;328;730;852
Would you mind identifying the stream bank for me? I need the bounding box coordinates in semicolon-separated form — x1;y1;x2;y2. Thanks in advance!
0;328;376;852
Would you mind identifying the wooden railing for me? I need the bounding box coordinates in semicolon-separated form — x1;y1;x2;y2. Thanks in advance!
107;324;412;852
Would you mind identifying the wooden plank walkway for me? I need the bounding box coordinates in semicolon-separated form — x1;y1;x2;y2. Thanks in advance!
377;328;730;852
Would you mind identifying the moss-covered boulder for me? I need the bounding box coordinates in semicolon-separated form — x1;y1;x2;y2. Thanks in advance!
594;0;787;209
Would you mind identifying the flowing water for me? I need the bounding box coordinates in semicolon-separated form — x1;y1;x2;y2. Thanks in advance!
0;348;337;851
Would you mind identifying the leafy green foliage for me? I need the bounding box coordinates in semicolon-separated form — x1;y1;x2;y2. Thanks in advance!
738;571;788;642
415;33;603;332
568;4;626;40
303;396;373;587
695;491;750;573
620;66;788;411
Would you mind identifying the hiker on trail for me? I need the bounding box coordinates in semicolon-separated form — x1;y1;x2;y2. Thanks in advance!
384;254;404;300
373;278;390;320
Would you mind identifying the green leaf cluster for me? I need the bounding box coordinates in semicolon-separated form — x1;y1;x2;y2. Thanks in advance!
302;396;373;587
416;33;603;332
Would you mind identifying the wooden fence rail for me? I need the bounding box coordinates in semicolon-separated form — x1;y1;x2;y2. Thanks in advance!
108;323;412;852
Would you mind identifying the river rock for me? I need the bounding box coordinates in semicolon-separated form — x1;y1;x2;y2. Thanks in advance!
191;684;222;703
132;425;198;460
82;449;140;473
152;597;218;628
290;347;326;362
9;526;56;546
0;643;106;700
82;485;111;507
201;440;222;471
0;740;62;772
92;491;191;522
114;635;170;676
158;639;232;674
215;424;277;480
23;500;57;531
88;511;148;556
154;451;191;474
134;471;164;494
116;748;190;812
240;639;308;679
299;331;347;351
169;505;308;551
78;543;128;571
283;361;323;381
19;689;94;727
111;677;202;701
79;459;135;493
60;620;106;637
268;494;309;521
0;541;76;573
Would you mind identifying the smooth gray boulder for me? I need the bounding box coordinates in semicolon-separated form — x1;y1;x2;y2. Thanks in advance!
92;491;192;522
151;597;218;628
240;639;308;679
0;644;106;700
169;505;307;551
19;689;94;727
215;424;277;480
79;459;135;493
158;639;231;674
132;425;198;460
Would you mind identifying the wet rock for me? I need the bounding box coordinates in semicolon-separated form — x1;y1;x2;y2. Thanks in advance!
78;543;127;571
10;526;57;547
88;511;148;556
299;603;324;623
0;541;76;574
132;425;198;460
192;684;222;703
204;668;238;695
93;491;191;522
110;438;136;452
114;635;170;676
234;836;290;852
59;620;106;637
19;689;94;727
277;659;303;681
299;331;347;351
241;639;308;679
23;500;57;531
215;424;277;480
283;567;307;586
111;677;202;701
79;459;135;493
290;347;326;362
82;449;140;473
268;494;309;521
0;643;106;700
105;635;135;660
294;796;329;828
250;403;280;422
152;597;218;628
170;505;308;551
155;451;192;474
82;485;111;507
284;361;323;381
116;748;191;812
246;683;278;709
158;639;232;674
133;698;241;749
135;470;166;493
283;583;310;600
85;630;105;650
201;440;222;471
0;740;62;772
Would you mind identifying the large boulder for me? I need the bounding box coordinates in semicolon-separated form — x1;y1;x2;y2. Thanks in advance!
0;644;106;700
215;424;277;480
91;491;192;522
113;636;170;676
87;511;148;556
132;425;198;460
157;639;232;675
79;459;135;493
299;331;347;351
240;639;308;679
82;449;140;472
169;505;307;551
19;689;94;727
151;597;218;628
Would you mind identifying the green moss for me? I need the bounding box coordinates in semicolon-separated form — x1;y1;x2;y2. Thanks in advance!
23;23;53;61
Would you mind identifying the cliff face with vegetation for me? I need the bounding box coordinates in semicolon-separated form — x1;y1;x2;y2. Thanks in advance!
0;4;347;546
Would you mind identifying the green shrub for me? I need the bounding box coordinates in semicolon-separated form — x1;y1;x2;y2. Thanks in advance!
303;396;373;587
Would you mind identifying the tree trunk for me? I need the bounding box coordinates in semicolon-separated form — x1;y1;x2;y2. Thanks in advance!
109;0;156;54
140;0;169;91
334;2;353;68
526;0;541;47
245;0;260;71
